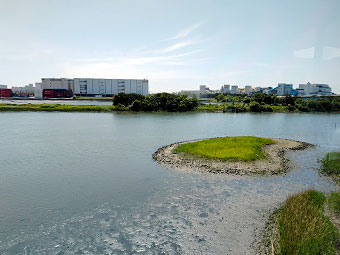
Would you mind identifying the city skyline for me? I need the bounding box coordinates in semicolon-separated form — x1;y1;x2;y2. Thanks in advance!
1;0;340;93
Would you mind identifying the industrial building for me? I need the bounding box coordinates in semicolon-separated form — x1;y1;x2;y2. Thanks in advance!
11;84;35;97
298;82;333;96
277;83;294;96
0;88;12;97
73;78;149;96
41;78;73;90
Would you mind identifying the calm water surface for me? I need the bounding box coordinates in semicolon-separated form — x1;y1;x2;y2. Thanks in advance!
0;112;340;254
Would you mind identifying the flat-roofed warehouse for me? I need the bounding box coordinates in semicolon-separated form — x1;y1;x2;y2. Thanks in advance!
74;78;149;96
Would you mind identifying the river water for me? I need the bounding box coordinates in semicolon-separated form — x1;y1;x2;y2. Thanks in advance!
0;112;340;254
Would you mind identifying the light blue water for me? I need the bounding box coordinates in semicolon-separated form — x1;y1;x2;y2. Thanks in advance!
0;112;339;254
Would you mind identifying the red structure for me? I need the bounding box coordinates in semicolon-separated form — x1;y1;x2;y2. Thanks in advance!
43;89;73;98
0;89;13;98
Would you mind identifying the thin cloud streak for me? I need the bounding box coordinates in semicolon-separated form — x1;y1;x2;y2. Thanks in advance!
161;20;206;41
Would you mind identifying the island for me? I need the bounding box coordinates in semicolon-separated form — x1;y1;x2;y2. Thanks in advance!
153;136;312;175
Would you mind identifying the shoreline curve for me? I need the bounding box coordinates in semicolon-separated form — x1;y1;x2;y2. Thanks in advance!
152;137;314;175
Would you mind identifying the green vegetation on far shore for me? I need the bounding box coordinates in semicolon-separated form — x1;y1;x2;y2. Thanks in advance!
113;92;198;112
195;104;225;112
213;93;340;113
0;104;129;112
1;92;340;113
173;136;275;161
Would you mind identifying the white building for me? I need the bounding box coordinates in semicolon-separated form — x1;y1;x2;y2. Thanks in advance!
34;82;43;98
41;78;73;90
73;78;149;96
180;90;201;97
277;83;293;96
298;82;332;96
0;84;7;89
11;84;35;96
221;84;230;94
314;84;332;95
245;85;252;95
231;85;238;94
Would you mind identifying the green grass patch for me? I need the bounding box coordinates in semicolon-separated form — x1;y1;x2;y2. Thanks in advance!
278;190;339;255
195;103;225;112
173;136;275;161
322;152;340;175
271;105;290;112
328;192;340;215
0;104;129;112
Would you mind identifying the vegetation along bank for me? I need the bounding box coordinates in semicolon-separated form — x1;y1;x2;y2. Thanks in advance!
259;152;340;254
1;92;340;113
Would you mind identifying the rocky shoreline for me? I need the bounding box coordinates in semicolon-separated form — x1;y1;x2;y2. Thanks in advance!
152;137;314;175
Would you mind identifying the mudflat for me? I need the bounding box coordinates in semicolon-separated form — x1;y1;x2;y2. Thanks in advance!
153;138;313;175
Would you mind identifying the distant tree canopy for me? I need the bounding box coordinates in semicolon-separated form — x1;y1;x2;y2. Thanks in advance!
215;93;340;113
113;93;198;112
112;93;145;107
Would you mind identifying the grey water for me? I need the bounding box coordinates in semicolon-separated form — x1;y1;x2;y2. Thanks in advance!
0;112;339;254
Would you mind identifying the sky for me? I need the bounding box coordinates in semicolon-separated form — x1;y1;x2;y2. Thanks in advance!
0;0;340;93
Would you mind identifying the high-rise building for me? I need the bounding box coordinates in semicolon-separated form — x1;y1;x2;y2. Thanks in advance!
221;84;230;94
231;85;238;94
245;85;252;95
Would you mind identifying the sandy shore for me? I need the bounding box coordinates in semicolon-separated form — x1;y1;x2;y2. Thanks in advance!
153;138;313;175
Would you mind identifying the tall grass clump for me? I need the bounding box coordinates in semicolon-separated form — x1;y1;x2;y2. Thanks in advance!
328;192;340;215
278;190;339;255
174;136;275;161
321;152;340;175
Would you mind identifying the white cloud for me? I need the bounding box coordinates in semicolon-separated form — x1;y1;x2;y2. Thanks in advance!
162;20;206;41
160;41;195;53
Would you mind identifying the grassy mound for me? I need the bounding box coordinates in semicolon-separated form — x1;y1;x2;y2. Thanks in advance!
173;136;275;161
277;190;339;255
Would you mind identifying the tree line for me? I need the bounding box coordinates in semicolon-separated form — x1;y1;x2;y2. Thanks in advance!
113;93;198;112
216;93;340;112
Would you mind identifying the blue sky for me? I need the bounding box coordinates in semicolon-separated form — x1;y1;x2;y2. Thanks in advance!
0;0;339;93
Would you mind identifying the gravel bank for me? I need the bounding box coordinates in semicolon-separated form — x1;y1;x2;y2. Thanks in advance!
153;137;313;175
